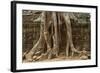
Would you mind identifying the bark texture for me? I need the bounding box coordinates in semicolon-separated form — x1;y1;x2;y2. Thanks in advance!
25;12;79;61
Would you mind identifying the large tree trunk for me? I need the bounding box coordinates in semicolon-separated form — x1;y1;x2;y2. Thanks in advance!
25;12;46;61
25;12;78;61
52;12;59;57
25;27;45;61
62;13;78;57
43;12;53;59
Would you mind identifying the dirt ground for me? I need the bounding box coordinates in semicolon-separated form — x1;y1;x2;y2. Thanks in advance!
23;54;90;63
